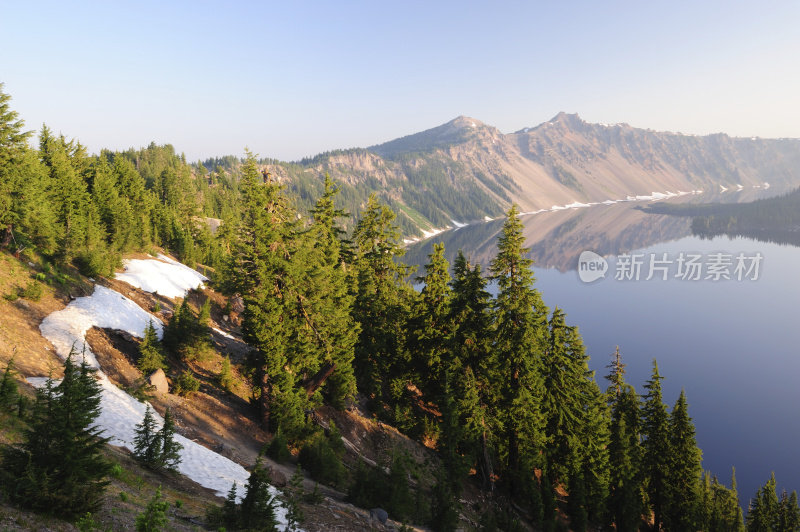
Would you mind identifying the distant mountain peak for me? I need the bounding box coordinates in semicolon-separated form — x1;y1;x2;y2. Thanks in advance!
448;115;485;129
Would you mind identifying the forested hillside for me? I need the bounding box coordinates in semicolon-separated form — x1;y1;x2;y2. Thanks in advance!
1;83;798;531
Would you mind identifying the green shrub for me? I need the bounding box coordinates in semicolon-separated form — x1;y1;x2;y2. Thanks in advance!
110;463;124;479
265;426;291;464
218;356;234;391
76;512;101;532
174;370;200;396
135;486;169;532
20;280;42;301
298;429;346;488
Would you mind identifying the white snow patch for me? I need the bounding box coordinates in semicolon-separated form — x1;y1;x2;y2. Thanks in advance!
564;201;591;209
39;285;163;368
764;182;771;189
450;219;468;229
484;215;494;222
720;184;728;192
115;254;207;298
213;327;237;341
36;277;294;524
421;227;446;239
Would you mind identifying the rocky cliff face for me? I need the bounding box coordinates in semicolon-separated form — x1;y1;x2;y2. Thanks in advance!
264;114;800;235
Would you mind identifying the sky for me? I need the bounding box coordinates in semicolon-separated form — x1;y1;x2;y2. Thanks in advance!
2;1;800;162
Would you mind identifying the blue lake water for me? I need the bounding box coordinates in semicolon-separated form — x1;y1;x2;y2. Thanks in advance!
534;234;800;504
407;197;800;505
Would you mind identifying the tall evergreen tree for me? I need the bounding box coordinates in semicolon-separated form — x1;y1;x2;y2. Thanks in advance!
0;84;55;253
158;407;183;471
138;320;165;375
0;356;19;414
239;458;277;531
779;489;800;532
448;251;496;489
1;351;110;516
298;174;359;408
703;468;744;532
133;404;160;466
39;127;91;264
351;194;413;414
489;204;548;496
605;347;644;531
641;359;670;531
748;473;780;532
665;389;703;531
231;151;304;433
406;242;452;408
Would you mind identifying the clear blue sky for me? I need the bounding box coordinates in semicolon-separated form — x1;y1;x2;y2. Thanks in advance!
2;1;799;162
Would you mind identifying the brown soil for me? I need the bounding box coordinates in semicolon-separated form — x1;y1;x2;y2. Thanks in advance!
0;251;456;531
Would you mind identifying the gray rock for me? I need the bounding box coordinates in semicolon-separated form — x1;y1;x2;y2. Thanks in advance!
270;468;288;488
231;295;245;313
147;368;169;394
370;508;388;525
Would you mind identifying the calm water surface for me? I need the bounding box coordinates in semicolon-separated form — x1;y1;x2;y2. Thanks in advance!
407;195;800;504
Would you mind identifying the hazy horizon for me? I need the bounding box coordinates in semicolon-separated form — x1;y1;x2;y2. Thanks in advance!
3;1;799;162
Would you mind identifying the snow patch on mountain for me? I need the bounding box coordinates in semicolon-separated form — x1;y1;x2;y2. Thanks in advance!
115;254;207;298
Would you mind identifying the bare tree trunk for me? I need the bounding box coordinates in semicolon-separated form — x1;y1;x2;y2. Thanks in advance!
303;362;336;397
258;367;271;429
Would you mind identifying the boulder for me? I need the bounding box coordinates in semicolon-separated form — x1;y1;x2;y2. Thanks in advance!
269;468;288;488
147;368;169;394
370;508;388;525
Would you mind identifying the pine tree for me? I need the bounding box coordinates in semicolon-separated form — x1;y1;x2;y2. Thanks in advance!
239;458;277;531
407;242;452;396
351;194;413;412
133;404;160;467
0;84;53;253
0;356;19;413
296;174;359;408
489;204;547;495
158;407;183;471
641;359;670;531
748;473;780;532
40;127;91;264
664;389;702;530
779;489;800;532
1;351;110;516
605;348;644;531
222;481;240;528
448;251;496;490
231;151;303;433
135;485;169;532
137;320;166;375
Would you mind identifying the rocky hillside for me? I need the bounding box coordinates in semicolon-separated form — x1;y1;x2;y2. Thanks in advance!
249;114;800;236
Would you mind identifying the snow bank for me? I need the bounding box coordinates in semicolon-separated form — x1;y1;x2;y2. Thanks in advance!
212;327;237;340
115;254;207;298
28;375;287;520
36;265;293;525
39;285;163;369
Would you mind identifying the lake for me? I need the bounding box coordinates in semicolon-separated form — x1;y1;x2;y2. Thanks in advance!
406;189;800;506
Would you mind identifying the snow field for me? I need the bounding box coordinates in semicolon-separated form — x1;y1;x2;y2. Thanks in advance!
114;254;207;298
35;260;293;525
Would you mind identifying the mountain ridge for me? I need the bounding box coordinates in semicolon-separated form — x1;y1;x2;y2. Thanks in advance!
212;114;800;236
